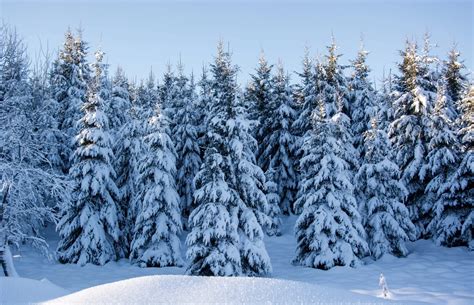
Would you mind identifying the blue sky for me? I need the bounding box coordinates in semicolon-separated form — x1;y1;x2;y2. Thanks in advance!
2;0;473;85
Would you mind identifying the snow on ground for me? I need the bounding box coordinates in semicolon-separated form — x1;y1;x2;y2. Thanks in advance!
0;277;68;305
6;216;474;305
42;275;407;305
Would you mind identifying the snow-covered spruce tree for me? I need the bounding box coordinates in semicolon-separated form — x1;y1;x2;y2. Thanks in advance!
443;47;468;121
264;168;282;236
293;49;319;139
186;42;271;276
186;148;242;276
418;34;439;113
247;52;273;162
130;103;183;267
293;102;368;270
160;64;179;129
427;85;473;249
259;63;298;215
226;92;272;273
133;71;159;121
322;39;350;118
173;72;202;224
453;85;474;249
377;70;395;132
348;45;377;155
389;41;431;237
195;67;213;155
107;67;131;139
355;118;416;259
108;67;135;257
49;30;90;172
0;25;70;276
56;50;121;266
424;83;462;244
115;82;146;253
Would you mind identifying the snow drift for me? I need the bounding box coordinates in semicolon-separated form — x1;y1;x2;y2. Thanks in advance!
42;275;400;305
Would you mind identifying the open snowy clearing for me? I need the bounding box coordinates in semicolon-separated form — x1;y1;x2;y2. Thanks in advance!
4;216;474;305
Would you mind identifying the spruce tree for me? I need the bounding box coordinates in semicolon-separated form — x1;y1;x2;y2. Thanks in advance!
196;67;213;153
389;41;431;237
424;83;462;244
322;39;350;118
259;64;298;215
443;47;468;120
108;67;131;138
57;50;121;266
130;100;183;267
160;64;178;130
49;30;90;172
186;148;242;276
264;168;282;236
293;50;318;139
429;85;473;249
247;52;273;163
186;42;271;276
356;118;416;259
174;72;202;224
294;102;368;270
349;45;377;154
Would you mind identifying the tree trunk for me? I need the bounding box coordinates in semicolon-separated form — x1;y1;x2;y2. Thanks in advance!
0;244;18;277
0;181;18;277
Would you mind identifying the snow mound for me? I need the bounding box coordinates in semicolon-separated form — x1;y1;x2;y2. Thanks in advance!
0;277;68;305
42;275;399;305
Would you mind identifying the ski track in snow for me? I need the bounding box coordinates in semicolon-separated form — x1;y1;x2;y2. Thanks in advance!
6;216;474;305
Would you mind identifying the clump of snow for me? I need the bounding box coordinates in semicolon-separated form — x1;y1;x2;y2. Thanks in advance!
0;277;68;305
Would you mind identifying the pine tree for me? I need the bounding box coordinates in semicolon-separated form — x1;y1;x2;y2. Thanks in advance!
196;67;213;153
294;102;368;270
389;41;431;237
322;39;350;118
50;30;90;172
108;67;131;138
109;67;136;256
56;50;121;266
443;47;468;120
349;45;377;154
247;52;273;163
424;83;462;244
186;148;242;276
160;64;178;130
186;42;271;276
264;168;282;236
259;64;298;215
356;118;416;259
174;72;202;224
428;85;473;249
130;103;183;267
293;49;318;139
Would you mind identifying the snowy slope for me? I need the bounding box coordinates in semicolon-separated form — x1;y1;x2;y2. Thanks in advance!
41;275;404;305
9;216;474;305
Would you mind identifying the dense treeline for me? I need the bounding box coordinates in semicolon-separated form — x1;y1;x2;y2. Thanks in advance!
0;24;472;277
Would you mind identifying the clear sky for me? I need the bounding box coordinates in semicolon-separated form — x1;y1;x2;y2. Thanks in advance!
2;0;473;85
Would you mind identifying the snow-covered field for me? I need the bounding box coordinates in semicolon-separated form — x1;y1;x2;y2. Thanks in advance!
3;216;474;305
